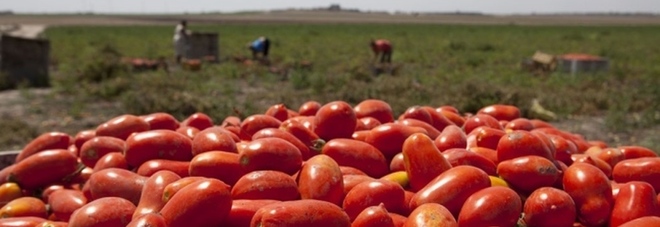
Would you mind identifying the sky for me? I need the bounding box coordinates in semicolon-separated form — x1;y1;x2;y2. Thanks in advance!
3;0;660;15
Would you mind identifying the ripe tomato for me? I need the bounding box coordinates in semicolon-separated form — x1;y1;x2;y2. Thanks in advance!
497;130;554;164
232;170;300;201
497;155;560;194
354;99;395;124
79;136;125;168
87;168;147;205
402;133;452;192
297;154;344;206
504;118;535;132
618;146;658;160
265;103;290;122
610;181;660;227
0;197;48;218
238;137;302;175
253;128;312;160
15;132;70;162
458;186;522;227
365;123;427;161
442;148;496;176
462;113;503;134
477;104;521;122
314;101;357;141
612;157;660;197
68;197;136;227
48;189;88;222
96;114;150;140
140;112;180;131
240;114;282;140
127;213;167;227
563;163;613;227
322;139;389;178
9;149;80;190
433;125;467;152
189;151;244;186
251;200;351;227
523;187;576;227
222;199;281;227
404;203;457;227
298;100;322;116
180;112;214;131
124;130;193;168
343;179;405;220
191;126;237;156
352;203;396;227
160;178;232;227
93;152;128;172
133;170;181;220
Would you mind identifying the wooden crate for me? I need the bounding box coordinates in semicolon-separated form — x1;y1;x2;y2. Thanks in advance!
184;32;219;63
0;35;50;88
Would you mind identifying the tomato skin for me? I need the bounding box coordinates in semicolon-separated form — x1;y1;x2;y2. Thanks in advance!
585;147;625;169
48;189;87;222
265;103;290;122
161;177;206;203
571;154;613;178
389;153;405;172
469;147;498;164
398;119;440;139
192;127;237;156
280;118;323;152
240;114;283;140
354;99;394;124
530;119;555;129
344;179;406;220
504;118;535;131
161;178;232;227
523;187;576;227
15;132;70;162
0;217;48;226
314;101;357;141
175;125;200;140
132;170;181;220
9;149;80;190
124;129;193;168
436;109;465;127
402;133;452;192
353;203;396;227
563;163;613;227
478;104;521;122
0;197;48;218
79;136;125;168
613;157;660;193
610;181;660;227
358;117;382;131
68;197;136;227
618;146;658;159
239;137;303;175
403;203;457;227
299;100;322;116
442;148;496;176
343;174;376;195
398;106;433;127
253;128;312;160
458;186;522;227
322;139;389;178
36;221;68;227
433;125;466;152
222;199;281;227
297;154;344;206
548;134;578;165
74;130;96;150
466;126;505;150
189;151;245;186
618;216;660;227
96;114;150;140
365;123;427;161
87;168;147;205
0;183;23;207
181;112;214;131
136;159;189;177
497;130;554;163
251;200;351;227
497;155;560;194
462;113;503;134
127;213;167;227
232;170;300;201
409;166;490;217
93;152;128;172
140;112;180;131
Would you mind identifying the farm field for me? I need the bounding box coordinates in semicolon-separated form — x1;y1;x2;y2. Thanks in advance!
0;13;659;152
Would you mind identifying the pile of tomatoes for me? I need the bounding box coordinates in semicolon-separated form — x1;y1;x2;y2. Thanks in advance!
0;99;658;227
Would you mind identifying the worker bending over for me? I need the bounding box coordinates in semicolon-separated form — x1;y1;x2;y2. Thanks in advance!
370;39;392;63
249;36;271;60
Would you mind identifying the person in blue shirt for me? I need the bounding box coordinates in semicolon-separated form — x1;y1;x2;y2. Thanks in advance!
249;36;270;60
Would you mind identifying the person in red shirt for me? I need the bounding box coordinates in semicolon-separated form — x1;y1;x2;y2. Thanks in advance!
370;39;392;63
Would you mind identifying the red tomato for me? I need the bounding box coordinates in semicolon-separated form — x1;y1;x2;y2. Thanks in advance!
161;178;232;227
298;100;322;116
280;118;324;153
436;109;465;127
434;125;467;152
322;139;389;178
610;181;660;227
48;189;88;222
127;213;167;227
458;187;522;227
420;106;455;132
354;99;395;124
96;114;150;140
297;154;344;206
442;148;496;176
238;137;302;175
0;183;23;207
191;126;237;156
68;197;136;227
530;119;555;129
221;116;241;127
161;177;206;203
253;128;312;160
314;101;357;141
343;179;405;220
240;114;282;140
265;103;290;122
0;197;48;218
571;154;613;178
175;125;200;139
358;117;382;130
618;146;658;159
133;170;181;220
404;203;457;227
409;166;490;217
402;133;452;192
73;130;96;150
92;152;128;172
189;151;245;186
477;104;521;122
352;130;371;142
222;199;281;227
340;166;368;176
612;157;660;197
504;118;535;131
251;200;351;227
124;129;193;168
365;123;427;161
466;126;505;150
140;112;180;131
136;159;189;178
585;147;625;169
389;153;405;172
398;106;432;127
232;170;300;201
497;155;560;194
15;132;70;162
343;175;376;195
462;113;503;134
548;134;578;165
523;187;576;227
497;130;554;163
87;168;147;205
9;149;80;190
618;216;660;227
180;112;214;131
353;203;396;227
79;136;125;168
563;163;614;227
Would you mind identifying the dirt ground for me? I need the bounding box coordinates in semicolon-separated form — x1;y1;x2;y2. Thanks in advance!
0;12;658;151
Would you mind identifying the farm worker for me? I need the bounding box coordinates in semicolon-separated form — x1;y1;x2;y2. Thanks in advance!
370;39;392;63
248;36;271;60
173;20;192;64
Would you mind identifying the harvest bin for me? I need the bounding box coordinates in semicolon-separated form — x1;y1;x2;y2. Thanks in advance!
184;32;219;63
557;53;609;74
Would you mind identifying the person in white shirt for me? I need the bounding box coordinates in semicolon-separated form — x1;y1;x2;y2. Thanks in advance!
173;20;191;64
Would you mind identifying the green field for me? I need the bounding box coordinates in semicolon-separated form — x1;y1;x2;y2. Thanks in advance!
3;23;660;150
